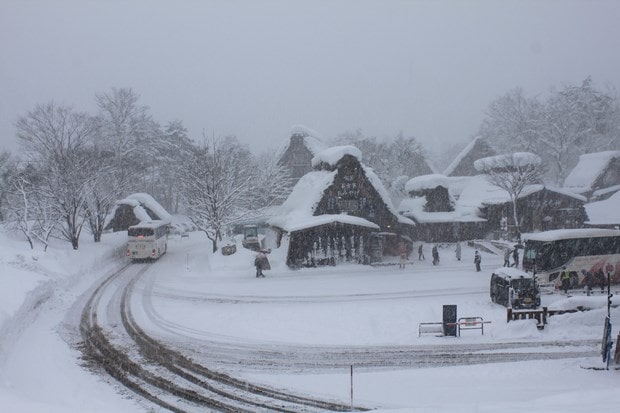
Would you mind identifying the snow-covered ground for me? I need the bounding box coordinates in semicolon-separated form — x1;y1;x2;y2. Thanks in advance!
0;229;618;412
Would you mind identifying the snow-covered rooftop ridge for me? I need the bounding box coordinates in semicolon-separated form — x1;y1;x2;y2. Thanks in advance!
311;145;362;168
291;124;323;139
474;152;541;171
443;136;481;176
405;174;449;193
563;150;620;190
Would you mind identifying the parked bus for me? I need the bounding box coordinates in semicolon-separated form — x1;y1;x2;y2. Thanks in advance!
522;228;620;289
127;221;169;260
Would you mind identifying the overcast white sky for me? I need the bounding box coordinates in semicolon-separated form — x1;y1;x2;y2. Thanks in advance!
1;0;620;156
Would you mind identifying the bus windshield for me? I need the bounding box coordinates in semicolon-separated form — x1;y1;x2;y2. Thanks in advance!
128;227;154;237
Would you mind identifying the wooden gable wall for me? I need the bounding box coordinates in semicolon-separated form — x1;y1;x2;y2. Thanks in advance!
314;155;402;232
277;134;315;182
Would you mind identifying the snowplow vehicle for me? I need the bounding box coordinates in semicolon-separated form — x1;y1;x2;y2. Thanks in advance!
241;224;262;251
490;268;540;309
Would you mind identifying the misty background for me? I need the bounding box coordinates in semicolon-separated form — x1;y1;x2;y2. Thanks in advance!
2;0;620;160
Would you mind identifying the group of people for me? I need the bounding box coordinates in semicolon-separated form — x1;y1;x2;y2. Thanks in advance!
254;242;486;276
561;266;608;294
502;248;520;268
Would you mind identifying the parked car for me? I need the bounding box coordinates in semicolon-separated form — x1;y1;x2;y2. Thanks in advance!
490;268;540;309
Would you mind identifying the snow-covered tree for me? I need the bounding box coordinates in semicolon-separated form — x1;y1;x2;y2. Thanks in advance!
479;78;619;185
179;137;253;252
16;103;97;249
249;152;293;209
95;87;160;195
474;152;543;240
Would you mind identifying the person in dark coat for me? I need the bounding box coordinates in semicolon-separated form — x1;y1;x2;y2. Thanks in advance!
418;243;425;260
254;250;271;278
432;245;439;265
455;242;462;261
512;248;520;269
474;250;481;272
582;269;594;296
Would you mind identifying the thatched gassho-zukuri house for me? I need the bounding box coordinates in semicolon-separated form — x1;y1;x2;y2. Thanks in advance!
105;193;171;232
276;125;327;187
269;145;414;267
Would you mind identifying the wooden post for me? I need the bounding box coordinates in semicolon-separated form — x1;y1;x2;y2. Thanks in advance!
350;365;353;412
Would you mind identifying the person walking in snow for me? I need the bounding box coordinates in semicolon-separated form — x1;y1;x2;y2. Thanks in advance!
512;248;520;269
503;249;511;267
254;250;271;278
432;245;439;265
474;250;481;272
561;266;571;293
418;243;425;260
455;242;462;261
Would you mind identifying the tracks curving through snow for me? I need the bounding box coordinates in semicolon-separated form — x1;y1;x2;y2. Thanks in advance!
80;263;365;412
79;262;598;412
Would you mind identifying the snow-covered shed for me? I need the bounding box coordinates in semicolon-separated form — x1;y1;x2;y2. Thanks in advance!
398;174;486;242
474;183;587;238
269;145;414;267
105;193;172;232
276;125;328;186
443;136;496;177
563;151;620;200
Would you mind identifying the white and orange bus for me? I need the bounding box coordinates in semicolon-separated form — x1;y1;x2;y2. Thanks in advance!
522;228;620;289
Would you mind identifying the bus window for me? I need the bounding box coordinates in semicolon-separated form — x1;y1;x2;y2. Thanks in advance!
128;227;154;237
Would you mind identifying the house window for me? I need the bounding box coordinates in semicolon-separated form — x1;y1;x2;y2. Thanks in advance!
327;196;336;211
339;199;359;212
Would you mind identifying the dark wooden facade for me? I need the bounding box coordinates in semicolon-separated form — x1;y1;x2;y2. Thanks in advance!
314;155;405;232
482;188;586;239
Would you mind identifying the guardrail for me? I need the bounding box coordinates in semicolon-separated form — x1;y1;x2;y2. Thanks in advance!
418;317;490;337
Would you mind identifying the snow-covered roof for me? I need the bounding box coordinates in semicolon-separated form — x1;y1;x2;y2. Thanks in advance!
267;169;381;232
474;152;541;172
108;193;172;225
522;228;620;242
275;125;328;160
362;165;414;225
584;190;620;226
311;145;362;169
492;267;536;280
405;174;449;193
398;195;485;223
269;152;413;231
443;136;481;176
563;151;620;193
